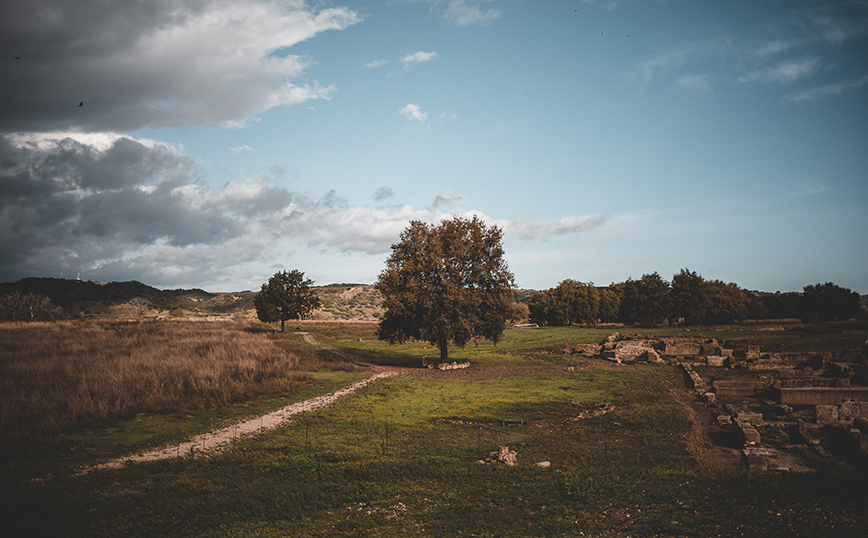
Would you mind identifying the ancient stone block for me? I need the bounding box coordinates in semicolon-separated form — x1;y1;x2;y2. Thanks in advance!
700;340;721;355
490;446;518;466
736;411;764;425
665;343;702;356
816;405;838;424
839;400;864;420
706;356;726;367
739;422;761;446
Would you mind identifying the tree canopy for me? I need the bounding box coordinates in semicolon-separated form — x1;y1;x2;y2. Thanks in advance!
375;216;515;363
254;270;320;332
529;280;600;326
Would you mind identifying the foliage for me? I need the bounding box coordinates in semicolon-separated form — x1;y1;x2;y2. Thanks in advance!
703;279;751;324
802;282;863;322
254;270;320;331
597;284;621;323
618;272;671;326
528;280;600;326
376;216;515;362
669;269;751;325
0;291;62;321
670;268;709;325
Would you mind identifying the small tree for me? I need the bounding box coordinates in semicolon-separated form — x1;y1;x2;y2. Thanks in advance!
0;292;62;322
376;216;515;363
254;270;321;332
122;297;151;318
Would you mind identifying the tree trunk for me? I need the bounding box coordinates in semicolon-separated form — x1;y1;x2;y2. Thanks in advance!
439;340;448;363
280;318;285;332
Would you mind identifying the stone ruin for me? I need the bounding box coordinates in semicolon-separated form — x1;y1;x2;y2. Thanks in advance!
683;342;868;472
559;332;868;471
421;356;471;370
477;446;550;468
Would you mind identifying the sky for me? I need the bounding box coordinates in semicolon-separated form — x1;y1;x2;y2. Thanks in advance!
1;0;866;293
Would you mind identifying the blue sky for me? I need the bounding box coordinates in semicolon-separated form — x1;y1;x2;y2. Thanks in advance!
2;0;866;293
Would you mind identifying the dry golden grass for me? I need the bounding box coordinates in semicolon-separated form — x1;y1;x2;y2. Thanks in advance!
0;320;311;451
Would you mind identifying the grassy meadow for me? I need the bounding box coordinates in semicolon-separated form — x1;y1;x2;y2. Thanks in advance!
1;320;867;537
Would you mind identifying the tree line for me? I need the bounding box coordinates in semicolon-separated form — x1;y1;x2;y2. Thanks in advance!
528;270;865;327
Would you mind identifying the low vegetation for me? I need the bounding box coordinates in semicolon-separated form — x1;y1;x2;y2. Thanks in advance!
0;321;315;453
2;320;867;537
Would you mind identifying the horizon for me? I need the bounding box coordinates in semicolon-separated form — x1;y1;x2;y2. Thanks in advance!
3;274;865;297
2;1;866;294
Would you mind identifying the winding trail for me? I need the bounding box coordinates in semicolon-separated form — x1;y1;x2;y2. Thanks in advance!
83;332;396;473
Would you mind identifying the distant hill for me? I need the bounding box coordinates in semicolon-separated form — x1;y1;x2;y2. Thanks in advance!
0;278;255;319
0;277;539;321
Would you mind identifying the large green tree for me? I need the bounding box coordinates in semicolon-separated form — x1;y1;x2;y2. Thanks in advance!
618;272;671;326
376;216;515;363
254;270;320;332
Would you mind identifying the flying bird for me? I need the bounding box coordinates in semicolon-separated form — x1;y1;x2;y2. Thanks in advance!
14;56;21;60
78;102;83;107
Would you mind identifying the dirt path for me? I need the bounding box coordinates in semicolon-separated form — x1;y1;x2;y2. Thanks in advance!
83;336;397;474
667;382;742;471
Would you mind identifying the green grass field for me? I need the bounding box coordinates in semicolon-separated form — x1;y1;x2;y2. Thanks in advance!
2;321;867;537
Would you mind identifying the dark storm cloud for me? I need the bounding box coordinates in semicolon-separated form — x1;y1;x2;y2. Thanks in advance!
0;0;361;133
0;134;268;281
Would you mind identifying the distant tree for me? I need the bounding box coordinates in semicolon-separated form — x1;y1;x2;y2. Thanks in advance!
254;270;321;332
703;280;750;325
528;281;600;326
376;216;515;363
597;285;622;323
618;273;671;326
558;280;600;325
528;289;557;326
122;297;151;318
511;301;530;324
0;292;63;322
760;291;803;319
670;269;709;325
746;292;769;320
802;282;862;322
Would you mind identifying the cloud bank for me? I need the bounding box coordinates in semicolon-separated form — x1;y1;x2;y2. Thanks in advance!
0;134;609;287
0;0;362;133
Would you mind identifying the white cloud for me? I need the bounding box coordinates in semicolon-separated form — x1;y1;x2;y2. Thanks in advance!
366;59;388;68
228;145;255;154
784;181;830;197
752;39;803;58
443;0;503;27
373;187;394;201
432;194;469;208
400;51;439;67
503;215;611;241
674;74;714;93
399;104;428;125
0;0;362;133
739;57;821;85
785;74;868;102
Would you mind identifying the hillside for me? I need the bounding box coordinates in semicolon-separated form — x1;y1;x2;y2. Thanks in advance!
0;277;541;321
